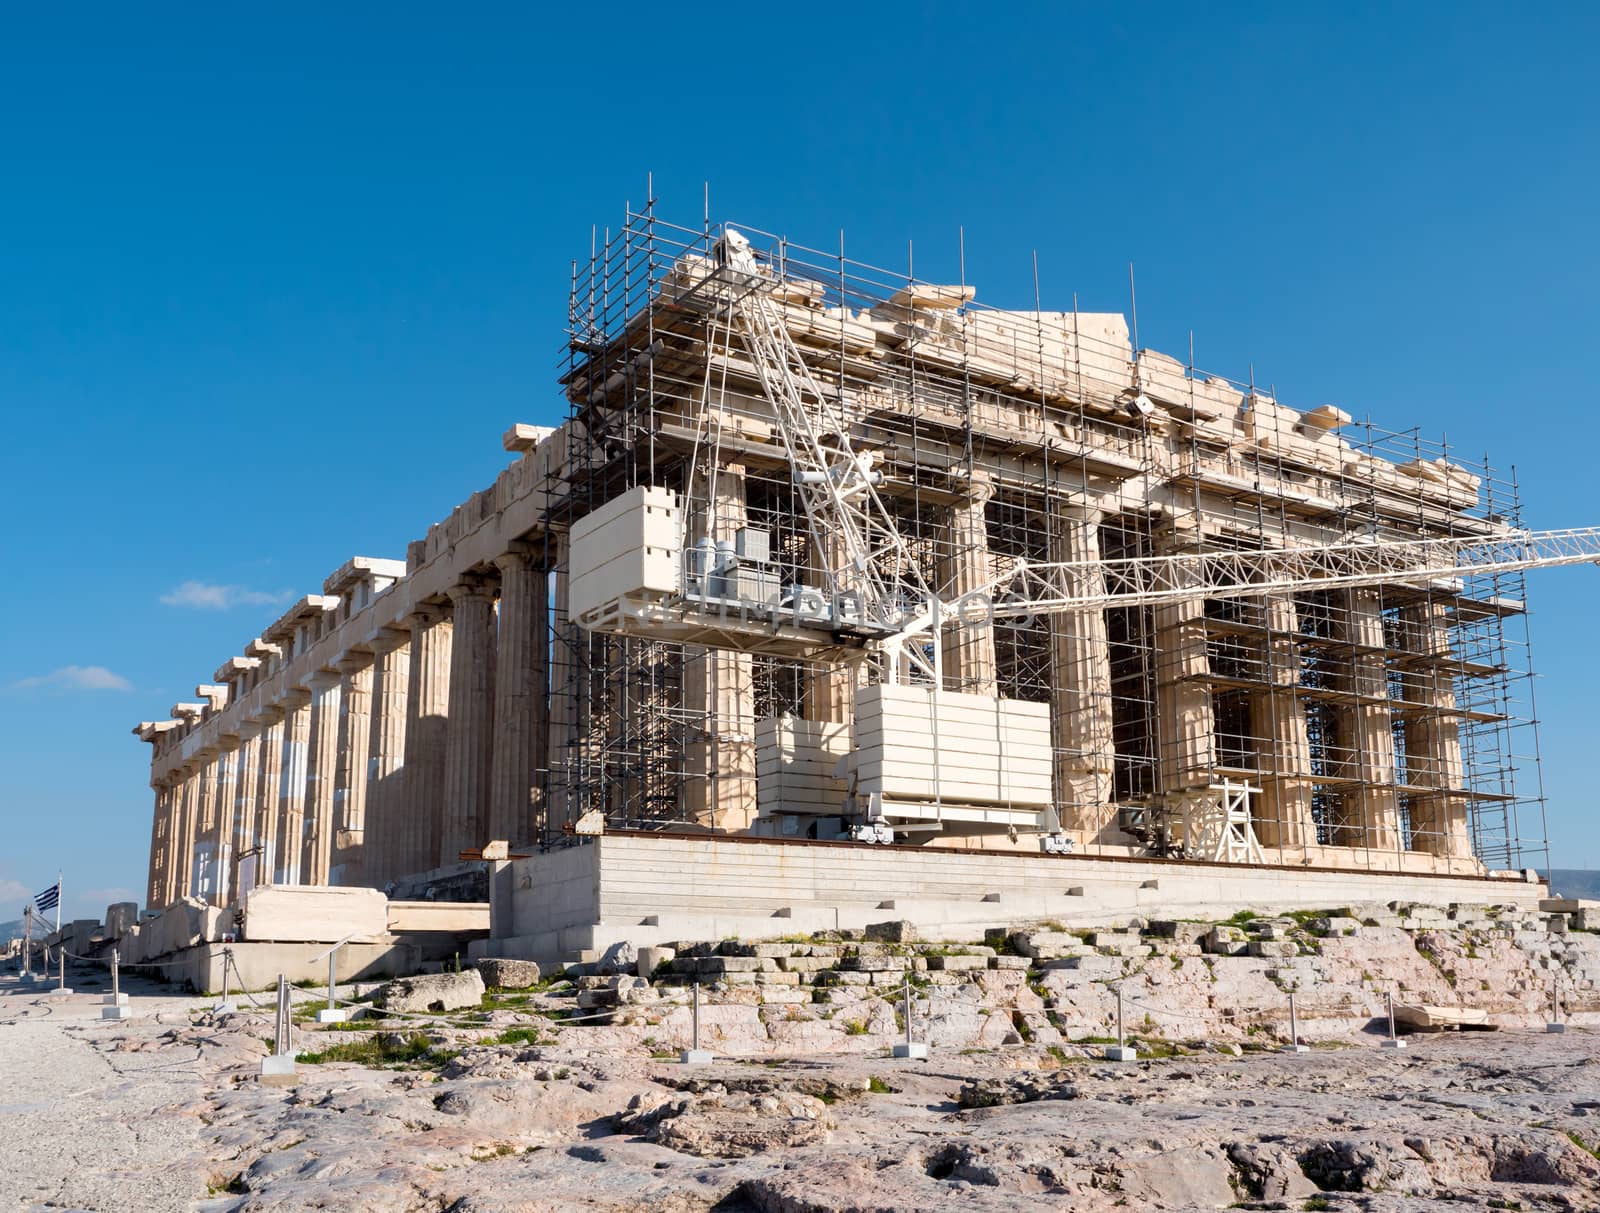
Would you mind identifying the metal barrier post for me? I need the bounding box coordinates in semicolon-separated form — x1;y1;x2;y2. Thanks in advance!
893;967;927;1059
102;947;134;1019
1547;974;1567;1034
259;974;297;1081
215;946;237;1015
1380;989;1405;1049
681;980;712;1065
1282;992;1309;1053
1104;986;1136;1060
46;946;73;997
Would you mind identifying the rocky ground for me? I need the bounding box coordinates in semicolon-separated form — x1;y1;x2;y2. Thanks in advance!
4;903;1599;1211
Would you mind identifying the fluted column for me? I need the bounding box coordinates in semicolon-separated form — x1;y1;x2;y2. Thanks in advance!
300;671;342;886
330;654;374;885
1155;597;1214;793
443;576;497;861
1339;589;1401;850
364;629;410;885
231;725;262;898
938;474;998;693
146;779;175;909
192;750;220;902
1401;601;1472;859
168;765;200;903
490;547;549;847
803;528;862;725
546;535;579;836
274;691;312;884
402;605;453;874
207;737;240;906
1047;504;1118;843
683;462;756;831
1248;595;1316;849
253;708;285;886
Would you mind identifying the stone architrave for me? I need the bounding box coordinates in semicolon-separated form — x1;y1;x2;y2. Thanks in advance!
443;576;497;862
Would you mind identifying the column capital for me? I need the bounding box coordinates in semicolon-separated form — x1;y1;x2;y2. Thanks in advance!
370;625;411;655
447;573;498;606
307;669;341;693
333;649;375;675
409;601;452;628
493;539;544;574
281;688;313;711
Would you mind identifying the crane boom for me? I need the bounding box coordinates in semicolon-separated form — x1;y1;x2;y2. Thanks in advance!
914;526;1600;637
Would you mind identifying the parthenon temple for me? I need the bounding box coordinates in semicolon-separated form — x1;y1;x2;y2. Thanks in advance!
135;208;1546;917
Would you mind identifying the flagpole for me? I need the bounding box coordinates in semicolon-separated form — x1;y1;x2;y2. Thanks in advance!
55;871;62;934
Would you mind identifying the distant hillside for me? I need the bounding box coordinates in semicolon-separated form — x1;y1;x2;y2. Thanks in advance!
1546;870;1600;900
0;919;23;943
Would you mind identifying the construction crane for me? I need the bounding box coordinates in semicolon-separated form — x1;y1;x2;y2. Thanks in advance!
569;230;1600;854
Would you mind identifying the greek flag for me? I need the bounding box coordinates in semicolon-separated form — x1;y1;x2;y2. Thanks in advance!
32;882;59;914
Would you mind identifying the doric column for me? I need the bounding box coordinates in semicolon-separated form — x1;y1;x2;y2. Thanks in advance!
274;691;312;884
1155;597;1214;793
1248;595;1316;849
300;671;343;886
443;576;497;861
330;653;374;885
402;604;453;873
192;749;221;902
683;462;757;831
1401;601;1472;859
207;737;240;906
231;724;262;897
364;629;410;886
1047;504;1118;843
1338;589;1401;850
802;529;860;726
489;546;548;847
252;707;285;886
167;765;199;904
546;534;580;836
938;474;998;694
146;778;175;909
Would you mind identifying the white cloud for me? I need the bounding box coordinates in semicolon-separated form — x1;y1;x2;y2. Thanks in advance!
0;879;27;904
77;886;138;907
12;665;133;692
160;581;293;610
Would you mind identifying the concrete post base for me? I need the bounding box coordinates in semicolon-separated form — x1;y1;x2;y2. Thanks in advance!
680;1049;714;1065
1545;1022;1567;1034
1281;1044;1311;1054
1380;1038;1407;1050
213;1002;238;1015
103;993;129;1006
101;1005;137;1021
42;987;75;998
259;1054;298;1085
891;1042;928;1060
316;1008;349;1024
1104;1046;1137;1061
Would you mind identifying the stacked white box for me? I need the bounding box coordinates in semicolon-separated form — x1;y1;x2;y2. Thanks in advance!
756;716;850;815
569;486;682;622
848;684;1053;808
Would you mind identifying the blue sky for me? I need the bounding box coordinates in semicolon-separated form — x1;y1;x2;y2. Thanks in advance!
2;5;1597;919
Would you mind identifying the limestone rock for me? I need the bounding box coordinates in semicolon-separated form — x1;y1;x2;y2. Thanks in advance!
864;919;917;944
475;958;542;989
594;939;639;976
370;968;485;1013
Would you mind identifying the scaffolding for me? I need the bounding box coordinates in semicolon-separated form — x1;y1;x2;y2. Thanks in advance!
545;195;1548;874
